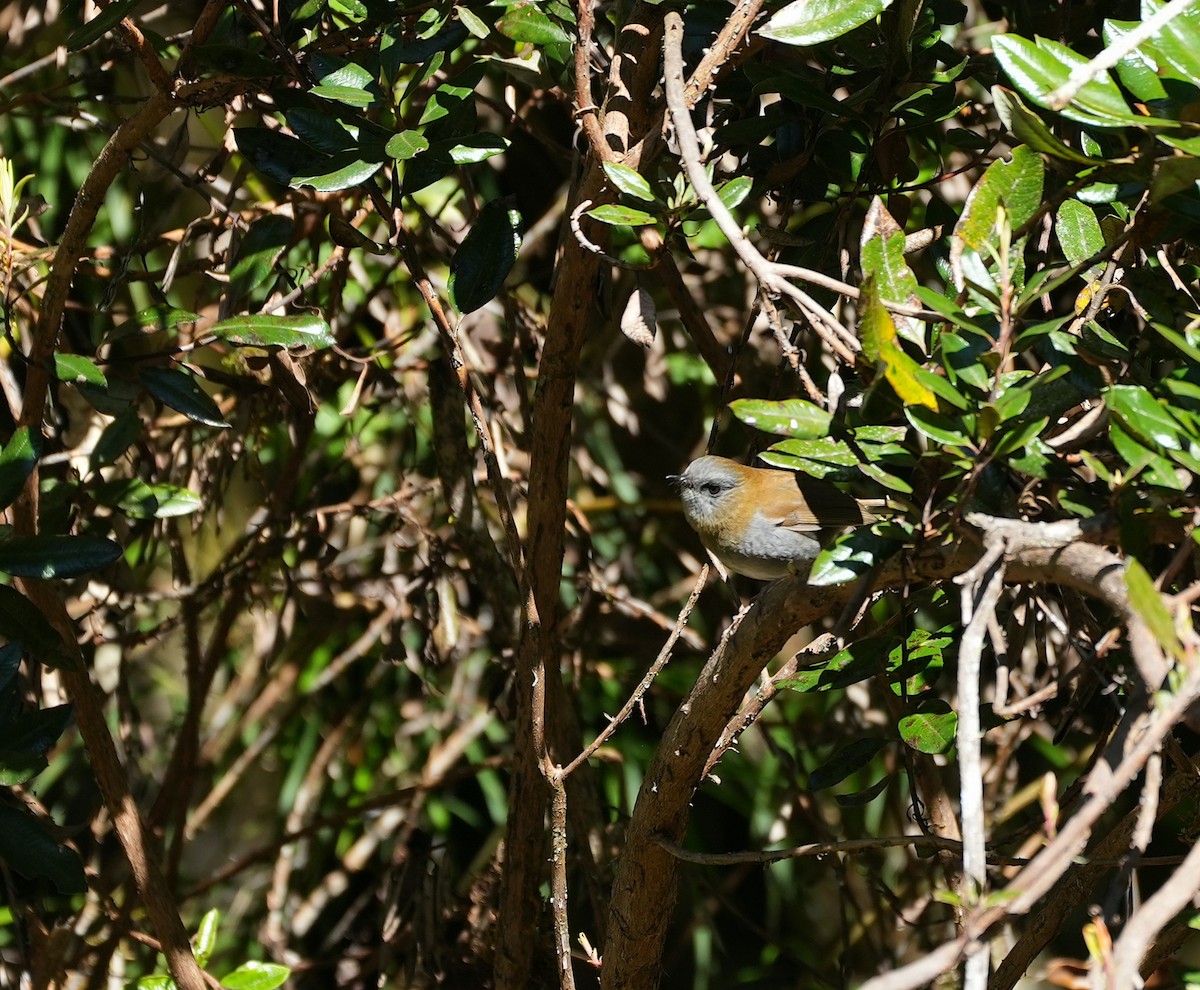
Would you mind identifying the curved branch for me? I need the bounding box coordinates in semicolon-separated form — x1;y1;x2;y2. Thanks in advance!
601;509;1189;989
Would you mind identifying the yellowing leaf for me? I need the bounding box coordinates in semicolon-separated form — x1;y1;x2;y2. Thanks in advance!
860;279;938;410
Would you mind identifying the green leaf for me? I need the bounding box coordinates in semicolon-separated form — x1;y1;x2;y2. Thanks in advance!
954;145;1044;254
766;437;859;468
0;427;42;512
586;203;659;227
381;20;468;69
309;84;374;107
208;314;335;350
0;535;123;579
67;0;150;50
835;775;891;807
808;736;888;790
729;398;833;439
89;411;141;473
860;197;922;345
193;909;221;969
496;3;573;45
1056;200;1105;269
385;130;431;160
457;6;491;39
904;406;972;447
898;699;957;754
53;354;107;388
445;134;510;164
0;586;70;669
220;961;292;990
1103;20;1169;102
760;0;894;46
233;128;381;193
228;215;294;302
293;154;383;193
1125;557;1183;658
992;34;1149;127
449;199;522;314
991;86;1103;165
0;804;87;894
603;162;656;202
94;479;203;519
141;367;229;429
3;704;73;760
1141;0;1200;87
1104;385;1186;451
717;176;753;211
809;529;895;586
108;306;201;344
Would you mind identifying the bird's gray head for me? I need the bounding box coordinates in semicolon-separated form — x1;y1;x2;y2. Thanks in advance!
668;455;745;531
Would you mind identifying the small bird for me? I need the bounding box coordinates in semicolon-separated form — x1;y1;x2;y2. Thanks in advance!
670;455;877;580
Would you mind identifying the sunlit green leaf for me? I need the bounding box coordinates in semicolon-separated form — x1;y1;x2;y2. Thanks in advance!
760;0;894;46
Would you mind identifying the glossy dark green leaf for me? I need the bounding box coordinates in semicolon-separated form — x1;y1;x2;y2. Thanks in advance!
760;0;893;46
53;354;107;388
234;128;315;186
445;134;510;164
89;410;141;474
904;406;972;447
729;398;832;439
835;775;891;807
717;176;753;210
381;19;468;69
497;3;572;45
809;529;895;586
94;479;203;519
603;162;656;202
108;306;200;345
3;703;72;759
586;203;659;227
449;200;522;314
0;535;122;579
0;586;70;669
209;313;335;350
0;427;42;512
1141;0;1200;87
310;84;374;107
141;367;229;428
282;107;360;155
992;86;1102;165
993;35;1148;127
1103;20;1169;102
808;736;888;790
0;804;86;893
229;215;294;301
1104;385;1186;451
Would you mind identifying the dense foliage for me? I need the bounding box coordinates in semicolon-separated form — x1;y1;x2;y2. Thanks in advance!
1;1;1199;988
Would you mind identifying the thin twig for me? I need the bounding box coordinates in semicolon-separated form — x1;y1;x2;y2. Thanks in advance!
561;567;707;778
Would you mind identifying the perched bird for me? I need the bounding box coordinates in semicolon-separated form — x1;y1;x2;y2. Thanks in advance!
670;455;877;580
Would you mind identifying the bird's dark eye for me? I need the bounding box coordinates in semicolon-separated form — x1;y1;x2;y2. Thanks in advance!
702;482;722;496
